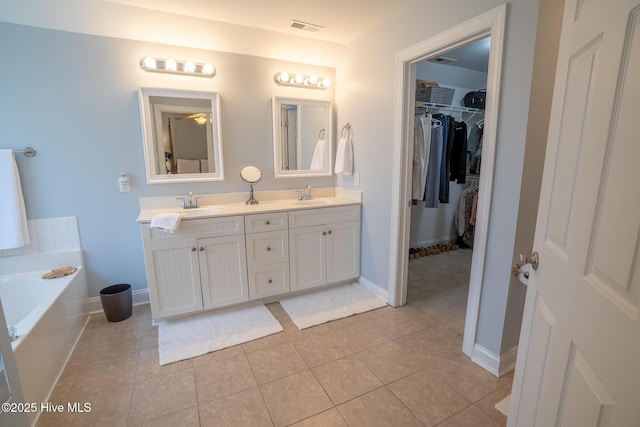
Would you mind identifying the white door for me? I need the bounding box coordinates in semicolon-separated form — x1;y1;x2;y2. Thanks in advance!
509;0;640;425
0;299;29;427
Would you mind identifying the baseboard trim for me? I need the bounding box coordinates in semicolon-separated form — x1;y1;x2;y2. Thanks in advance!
471;343;518;377
410;235;457;248
357;276;390;305
85;288;150;314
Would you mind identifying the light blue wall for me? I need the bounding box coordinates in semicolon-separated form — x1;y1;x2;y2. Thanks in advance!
336;0;543;358
0;23;335;298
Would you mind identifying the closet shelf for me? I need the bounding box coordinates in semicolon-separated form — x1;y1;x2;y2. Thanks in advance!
415;101;483;115
416;101;483;122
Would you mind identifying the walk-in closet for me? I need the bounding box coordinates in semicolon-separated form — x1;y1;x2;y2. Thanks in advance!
407;37;489;337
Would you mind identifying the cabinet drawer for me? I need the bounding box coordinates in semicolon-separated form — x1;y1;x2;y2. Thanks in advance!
248;263;290;299
288;205;361;229
245;212;288;233
246;230;289;266
143;215;244;242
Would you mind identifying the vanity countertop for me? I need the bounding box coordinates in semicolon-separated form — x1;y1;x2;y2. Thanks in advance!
136;187;362;223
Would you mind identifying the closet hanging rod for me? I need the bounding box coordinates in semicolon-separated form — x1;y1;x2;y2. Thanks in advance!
415;102;482;114
13;147;37;157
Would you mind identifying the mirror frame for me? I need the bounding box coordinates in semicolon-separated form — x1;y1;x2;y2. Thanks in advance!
138;87;224;184
272;96;332;178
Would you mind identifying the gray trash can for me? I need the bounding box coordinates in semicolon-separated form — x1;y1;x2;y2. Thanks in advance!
99;284;132;322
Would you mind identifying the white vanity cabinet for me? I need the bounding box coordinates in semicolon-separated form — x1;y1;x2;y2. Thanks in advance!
140;200;362;322
245;212;290;299
141;215;248;321
288;205;361;291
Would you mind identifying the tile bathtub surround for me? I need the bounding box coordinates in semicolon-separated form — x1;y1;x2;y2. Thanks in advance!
37;303;512;427
0;216;81;257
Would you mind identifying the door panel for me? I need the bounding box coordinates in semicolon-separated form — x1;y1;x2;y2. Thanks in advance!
509;0;640;425
199;235;248;309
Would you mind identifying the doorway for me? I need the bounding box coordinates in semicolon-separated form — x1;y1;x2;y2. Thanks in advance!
388;5;507;358
407;38;489;338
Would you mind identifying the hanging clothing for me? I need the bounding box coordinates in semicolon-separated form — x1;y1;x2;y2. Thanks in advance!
411;114;432;200
449;120;468;183
467;122;483;174
462;187;478;247
424;117;443;208
438;115;454;203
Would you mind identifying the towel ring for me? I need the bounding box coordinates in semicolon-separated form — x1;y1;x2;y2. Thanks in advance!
340;123;351;139
318;129;326;140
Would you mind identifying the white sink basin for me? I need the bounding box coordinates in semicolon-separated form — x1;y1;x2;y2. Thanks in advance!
293;199;336;206
172;207;221;216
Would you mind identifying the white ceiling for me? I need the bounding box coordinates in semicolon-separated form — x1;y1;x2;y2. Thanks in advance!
428;37;491;73
105;0;415;44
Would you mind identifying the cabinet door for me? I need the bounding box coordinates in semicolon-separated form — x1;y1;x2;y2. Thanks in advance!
326;221;361;283
198;235;249;309
289;224;326;291
146;239;202;320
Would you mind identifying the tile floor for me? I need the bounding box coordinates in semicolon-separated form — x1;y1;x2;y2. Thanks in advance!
37;300;512;427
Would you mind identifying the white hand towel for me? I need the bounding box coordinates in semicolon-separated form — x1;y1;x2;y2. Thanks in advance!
309;139;326;170
0;150;30;250
334;137;353;175
151;212;182;233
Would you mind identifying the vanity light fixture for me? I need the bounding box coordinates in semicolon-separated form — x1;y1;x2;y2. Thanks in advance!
274;72;330;89
140;56;216;78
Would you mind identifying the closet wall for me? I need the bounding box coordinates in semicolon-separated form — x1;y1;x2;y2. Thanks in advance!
410;60;487;248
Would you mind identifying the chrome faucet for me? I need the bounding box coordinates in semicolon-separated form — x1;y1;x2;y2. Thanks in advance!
177;190;202;209
298;185;313;201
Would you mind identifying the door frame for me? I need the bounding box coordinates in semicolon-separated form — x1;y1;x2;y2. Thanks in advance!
388;4;507;357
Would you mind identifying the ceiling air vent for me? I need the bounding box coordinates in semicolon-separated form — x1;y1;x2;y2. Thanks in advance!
429;56;458;65
290;19;323;32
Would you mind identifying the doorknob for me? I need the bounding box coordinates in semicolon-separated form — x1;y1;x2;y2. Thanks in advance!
512;251;539;279
519;252;539;271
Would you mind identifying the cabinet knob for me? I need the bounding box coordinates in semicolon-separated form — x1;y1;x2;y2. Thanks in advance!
322;231;327;236
266;246;271;251
265;220;270;225
268;279;273;284
328;230;332;235
191;247;196;252
199;247;204;251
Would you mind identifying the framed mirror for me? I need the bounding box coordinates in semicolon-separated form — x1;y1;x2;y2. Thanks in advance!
139;87;224;184
272;97;332;178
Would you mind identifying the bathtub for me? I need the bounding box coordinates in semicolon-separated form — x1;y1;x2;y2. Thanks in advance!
0;249;88;425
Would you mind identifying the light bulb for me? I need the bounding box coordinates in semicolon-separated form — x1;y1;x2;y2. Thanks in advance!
321;78;331;88
295;74;304;84
143;56;156;69
202;63;214;75
308;75;318;85
279;72;290;82
185;61;196;73
165;59;177;71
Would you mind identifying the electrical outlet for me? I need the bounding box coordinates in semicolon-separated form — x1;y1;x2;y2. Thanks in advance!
354;173;360;186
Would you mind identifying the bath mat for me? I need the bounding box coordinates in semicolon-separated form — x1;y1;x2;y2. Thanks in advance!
279;282;387;329
495;394;511;416
158;301;283;366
